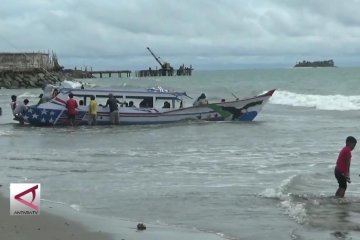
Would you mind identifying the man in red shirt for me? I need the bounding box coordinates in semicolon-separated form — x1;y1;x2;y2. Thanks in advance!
335;136;357;198
66;93;78;126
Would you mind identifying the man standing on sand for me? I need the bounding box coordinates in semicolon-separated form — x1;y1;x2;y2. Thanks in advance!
334;136;357;198
66;93;78;126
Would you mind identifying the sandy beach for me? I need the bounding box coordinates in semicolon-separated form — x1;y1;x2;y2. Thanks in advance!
0;189;112;240
0;186;225;240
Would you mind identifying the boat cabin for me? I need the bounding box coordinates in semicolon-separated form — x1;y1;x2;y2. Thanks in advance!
58;87;188;110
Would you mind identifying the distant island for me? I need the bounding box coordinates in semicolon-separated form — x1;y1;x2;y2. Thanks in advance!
294;59;336;68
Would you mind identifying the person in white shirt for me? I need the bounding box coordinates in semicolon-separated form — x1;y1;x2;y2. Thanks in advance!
14;99;29;125
10;95;18;116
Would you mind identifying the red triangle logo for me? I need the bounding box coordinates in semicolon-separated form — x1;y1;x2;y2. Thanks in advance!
14;185;39;211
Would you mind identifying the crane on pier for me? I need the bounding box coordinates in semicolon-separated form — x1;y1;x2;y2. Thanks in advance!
146;47;173;75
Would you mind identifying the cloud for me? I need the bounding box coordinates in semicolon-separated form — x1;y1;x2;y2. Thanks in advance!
0;0;360;69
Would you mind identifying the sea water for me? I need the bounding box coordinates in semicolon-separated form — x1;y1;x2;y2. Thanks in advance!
1;68;360;239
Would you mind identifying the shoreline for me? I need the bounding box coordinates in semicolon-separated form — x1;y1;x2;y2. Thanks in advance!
0;188;112;240
0;187;226;240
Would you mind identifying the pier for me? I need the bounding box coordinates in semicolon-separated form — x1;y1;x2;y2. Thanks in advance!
135;65;193;77
91;70;131;78
135;47;193;78
135;69;173;77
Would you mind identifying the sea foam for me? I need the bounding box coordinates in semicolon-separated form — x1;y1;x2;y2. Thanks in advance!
259;175;308;224
59;80;83;89
18;92;39;98
270;90;360;111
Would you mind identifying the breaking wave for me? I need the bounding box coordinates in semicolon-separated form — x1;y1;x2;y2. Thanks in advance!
18;92;39;98
270;90;360;111
59;80;83;89
259;175;308;224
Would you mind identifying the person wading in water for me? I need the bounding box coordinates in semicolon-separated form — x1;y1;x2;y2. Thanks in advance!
334;136;357;198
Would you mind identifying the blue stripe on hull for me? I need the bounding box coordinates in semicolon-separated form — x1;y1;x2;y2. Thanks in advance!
238;111;257;121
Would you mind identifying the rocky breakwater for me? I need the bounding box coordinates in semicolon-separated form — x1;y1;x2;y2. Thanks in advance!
0;69;93;89
0;69;65;89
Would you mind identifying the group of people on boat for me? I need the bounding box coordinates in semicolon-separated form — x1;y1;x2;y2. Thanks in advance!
64;92;99;126
65;93;158;126
67;93;121;126
64;92;207;126
65;91;174;126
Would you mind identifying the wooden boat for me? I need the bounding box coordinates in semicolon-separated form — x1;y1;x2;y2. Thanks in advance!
18;86;275;126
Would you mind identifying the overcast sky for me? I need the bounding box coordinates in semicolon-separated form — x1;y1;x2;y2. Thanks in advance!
1;0;360;70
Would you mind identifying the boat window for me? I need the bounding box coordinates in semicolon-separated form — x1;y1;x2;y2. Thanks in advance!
162;101;171;108
139;97;153;108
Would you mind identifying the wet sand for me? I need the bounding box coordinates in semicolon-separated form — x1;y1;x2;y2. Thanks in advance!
0;190;112;240
1;186;225;240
